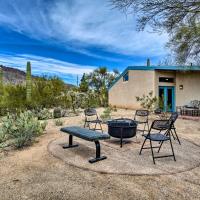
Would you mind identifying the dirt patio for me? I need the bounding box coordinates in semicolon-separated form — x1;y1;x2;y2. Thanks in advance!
0;108;200;200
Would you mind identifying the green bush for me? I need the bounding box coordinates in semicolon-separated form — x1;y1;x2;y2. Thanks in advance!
0;111;47;148
54;119;64;126
136;91;158;111
33;108;52;120
100;107;112;122
53;107;62;118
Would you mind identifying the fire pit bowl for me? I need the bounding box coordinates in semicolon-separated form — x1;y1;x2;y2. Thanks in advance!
107;118;137;147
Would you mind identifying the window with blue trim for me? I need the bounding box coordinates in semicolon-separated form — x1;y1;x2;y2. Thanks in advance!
123;72;129;82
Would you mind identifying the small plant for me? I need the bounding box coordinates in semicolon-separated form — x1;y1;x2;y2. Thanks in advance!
100;107;112;122
54;119;64;126
53;107;62;118
109;105;117;112
0;111;47;148
34;108;52;120
136;91;158;111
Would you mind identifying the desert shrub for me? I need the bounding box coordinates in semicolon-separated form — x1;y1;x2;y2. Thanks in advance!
0;111;47;148
31;76;67;108
1;84;27;112
0;76;68;115
33;108;52;120
54;119;64;126
109;105;117;112
53;107;62;118
136;91;158;111
100;107;112;122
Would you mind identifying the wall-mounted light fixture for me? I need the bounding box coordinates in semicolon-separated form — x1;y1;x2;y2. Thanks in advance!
179;85;183;90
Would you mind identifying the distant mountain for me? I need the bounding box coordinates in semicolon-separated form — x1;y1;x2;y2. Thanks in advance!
0;65;75;88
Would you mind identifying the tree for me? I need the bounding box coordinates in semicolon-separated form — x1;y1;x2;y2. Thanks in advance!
79;67;119;107
111;0;200;63
79;73;89;92
167;22;200;63
87;67;119;107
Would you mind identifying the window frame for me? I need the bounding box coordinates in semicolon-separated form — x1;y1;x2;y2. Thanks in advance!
123;72;129;82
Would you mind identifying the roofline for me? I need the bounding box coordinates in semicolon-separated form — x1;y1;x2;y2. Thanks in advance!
108;65;200;90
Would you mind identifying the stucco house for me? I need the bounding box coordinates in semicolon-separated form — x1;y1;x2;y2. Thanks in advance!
108;65;200;112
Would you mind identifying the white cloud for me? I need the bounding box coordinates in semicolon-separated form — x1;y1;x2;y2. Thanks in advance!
0;53;96;82
0;0;169;57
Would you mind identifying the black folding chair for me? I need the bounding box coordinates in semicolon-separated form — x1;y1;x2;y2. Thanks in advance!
139;120;176;164
134;110;149;135
84;108;103;133
168;112;181;145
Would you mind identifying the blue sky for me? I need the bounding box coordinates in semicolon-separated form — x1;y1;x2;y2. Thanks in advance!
0;0;169;84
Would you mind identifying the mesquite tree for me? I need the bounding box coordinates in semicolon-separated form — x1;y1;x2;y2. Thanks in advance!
111;0;200;63
81;67;119;107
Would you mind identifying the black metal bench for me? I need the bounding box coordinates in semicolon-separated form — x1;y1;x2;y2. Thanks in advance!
60;126;110;163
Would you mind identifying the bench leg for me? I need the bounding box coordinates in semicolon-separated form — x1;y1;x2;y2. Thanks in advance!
63;135;79;149
89;141;107;163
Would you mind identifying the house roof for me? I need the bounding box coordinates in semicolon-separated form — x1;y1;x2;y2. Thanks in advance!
109;65;200;90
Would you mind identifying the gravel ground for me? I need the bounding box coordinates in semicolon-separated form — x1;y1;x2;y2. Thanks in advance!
0;108;200;200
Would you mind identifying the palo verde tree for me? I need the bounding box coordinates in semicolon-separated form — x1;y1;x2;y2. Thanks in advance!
79;67;119;107
111;0;200;63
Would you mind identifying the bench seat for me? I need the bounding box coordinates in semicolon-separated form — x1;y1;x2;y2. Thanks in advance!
61;126;110;141
60;126;110;163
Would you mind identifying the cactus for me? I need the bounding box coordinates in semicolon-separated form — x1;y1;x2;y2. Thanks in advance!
53;107;62;118
0;111;47;148
26;61;32;102
0;66;3;95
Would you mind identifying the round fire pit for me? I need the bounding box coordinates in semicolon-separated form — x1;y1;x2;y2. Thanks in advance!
107;118;137;147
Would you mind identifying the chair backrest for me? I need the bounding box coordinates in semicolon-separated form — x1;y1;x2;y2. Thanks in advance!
134;110;149;122
191;100;200;109
150;120;171;132
169;112;178;125
84;108;97;117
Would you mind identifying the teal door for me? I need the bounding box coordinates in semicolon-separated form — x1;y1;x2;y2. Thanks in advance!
159;86;175;112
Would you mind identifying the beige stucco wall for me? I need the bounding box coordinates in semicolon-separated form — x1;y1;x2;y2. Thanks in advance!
108;70;155;109
176;71;200;106
109;69;200;109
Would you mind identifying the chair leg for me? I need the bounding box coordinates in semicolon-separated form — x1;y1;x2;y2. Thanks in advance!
169;136;176;161
84;121;87;128
94;122;97;130
147;122;150;132
88;122;91;130
143;123;146;135
120;127;123;148
139;138;147;155
158;140;164;153
99;122;103;133
170;130;176;140
173;128;181;145
150;140;155;164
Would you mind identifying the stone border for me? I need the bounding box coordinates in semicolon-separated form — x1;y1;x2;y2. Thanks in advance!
47;137;200;176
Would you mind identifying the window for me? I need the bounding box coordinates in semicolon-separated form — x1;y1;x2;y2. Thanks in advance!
123;72;129;82
159;77;174;83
